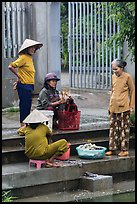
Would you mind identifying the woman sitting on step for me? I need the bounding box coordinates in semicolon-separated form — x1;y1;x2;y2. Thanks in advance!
37;72;67;128
17;109;68;167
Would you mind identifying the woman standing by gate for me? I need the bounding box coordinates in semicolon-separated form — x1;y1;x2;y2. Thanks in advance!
8;39;43;127
105;59;135;157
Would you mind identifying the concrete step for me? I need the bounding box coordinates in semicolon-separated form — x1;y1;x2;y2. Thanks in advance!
3;129;110;164
13;182;135;202
2;140;109;165
2;128;135;164
2;125;135;201
2;152;135;200
2;127;135;148
2;136;135;165
2;129;110;149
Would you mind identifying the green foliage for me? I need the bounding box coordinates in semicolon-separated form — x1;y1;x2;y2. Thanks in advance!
2;191;17;202
130;111;135;126
61;2;69;70
102;2;135;62
4;106;19;112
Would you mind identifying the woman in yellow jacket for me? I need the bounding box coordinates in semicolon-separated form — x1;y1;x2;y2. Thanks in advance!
17;109;68;167
8;39;43;127
106;59;135;157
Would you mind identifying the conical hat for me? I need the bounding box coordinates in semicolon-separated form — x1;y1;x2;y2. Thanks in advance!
23;109;49;124
18;39;43;54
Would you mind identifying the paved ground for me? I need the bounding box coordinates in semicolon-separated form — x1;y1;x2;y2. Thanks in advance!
2;72;135;202
2;72;111;131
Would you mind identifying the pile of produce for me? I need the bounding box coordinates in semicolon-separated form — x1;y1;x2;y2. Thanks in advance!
77;143;104;150
76;143;107;159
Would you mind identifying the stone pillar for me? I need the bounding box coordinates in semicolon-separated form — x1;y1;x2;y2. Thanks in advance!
47;2;61;91
30;2;61;93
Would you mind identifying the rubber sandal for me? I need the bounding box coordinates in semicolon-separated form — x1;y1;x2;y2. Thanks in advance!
45;161;61;168
118;151;129;157
105;151;113;156
105;150;116;156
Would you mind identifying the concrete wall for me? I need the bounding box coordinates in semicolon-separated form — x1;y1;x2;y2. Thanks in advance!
27;2;61;92
2;2;61;108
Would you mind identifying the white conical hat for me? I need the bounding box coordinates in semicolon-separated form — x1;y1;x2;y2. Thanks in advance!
18;39;43;54
23;109;49;123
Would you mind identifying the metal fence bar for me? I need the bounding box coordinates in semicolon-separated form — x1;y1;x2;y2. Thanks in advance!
83;2;86;88
113;17;116;60
6;2;12;58
105;2;108;89
22;2;27;41
76;2;79;88
109;4;112;88
86;2;90;88
79;2;82;88
3;3;6;58
72;2;75;87
101;2;105;88
117;19;121;58
97;2;101;89
68;2;72;87
94;3;97;88
11;2;17;57
17;2;22;50
90;2;93;88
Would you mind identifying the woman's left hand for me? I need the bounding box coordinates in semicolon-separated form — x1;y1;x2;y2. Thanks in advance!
59;98;66;104
13;81;17;90
130;107;134;113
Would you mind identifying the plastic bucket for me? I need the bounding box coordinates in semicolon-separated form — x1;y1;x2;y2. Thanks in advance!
56;143;71;160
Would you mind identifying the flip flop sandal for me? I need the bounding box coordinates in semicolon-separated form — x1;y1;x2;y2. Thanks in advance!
45;163;54;168
45;161;61;168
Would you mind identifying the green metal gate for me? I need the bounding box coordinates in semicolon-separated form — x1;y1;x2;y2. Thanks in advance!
68;2;122;89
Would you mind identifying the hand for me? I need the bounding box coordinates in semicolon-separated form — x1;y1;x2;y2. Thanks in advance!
130;107;134;113
13;76;20;90
46;133;52;138
59;98;66;104
16;76;21;83
13;81;17;90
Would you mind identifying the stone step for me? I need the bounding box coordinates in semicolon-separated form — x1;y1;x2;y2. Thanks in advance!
3;126;134;142
2;152;135;200
2;128;135;165
2;137;135;165
13;182;135;202
2;140;109;165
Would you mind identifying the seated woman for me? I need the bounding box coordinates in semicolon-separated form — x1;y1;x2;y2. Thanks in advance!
17;109;68;167
37;72;66;127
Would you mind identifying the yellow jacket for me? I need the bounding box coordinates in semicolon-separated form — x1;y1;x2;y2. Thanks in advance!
18;124;52;158
9;54;35;84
